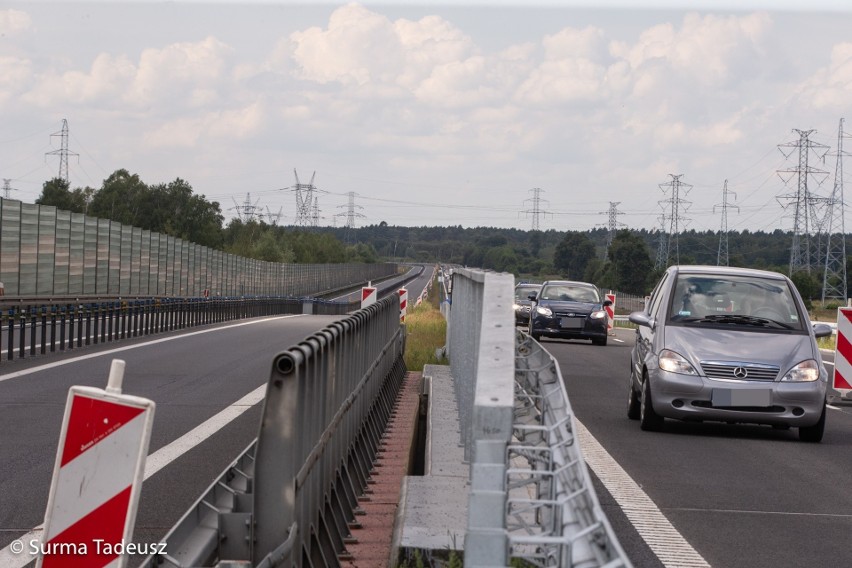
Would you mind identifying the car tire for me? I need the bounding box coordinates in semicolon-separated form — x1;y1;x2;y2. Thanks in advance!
592;336;607;346
799;404;826;443
627;371;641;420
639;377;664;431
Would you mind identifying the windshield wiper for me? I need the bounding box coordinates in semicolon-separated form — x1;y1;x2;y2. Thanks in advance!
691;314;794;330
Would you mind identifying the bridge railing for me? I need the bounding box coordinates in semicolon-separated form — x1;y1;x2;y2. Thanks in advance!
447;268;632;568
141;293;406;567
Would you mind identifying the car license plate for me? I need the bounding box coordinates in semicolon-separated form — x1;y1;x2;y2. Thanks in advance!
712;388;771;407
559;317;583;329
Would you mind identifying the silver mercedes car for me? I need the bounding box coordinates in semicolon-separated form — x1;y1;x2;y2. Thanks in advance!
628;265;833;442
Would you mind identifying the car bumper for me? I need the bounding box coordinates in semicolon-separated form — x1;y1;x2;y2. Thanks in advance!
648;369;826;427
531;316;608;340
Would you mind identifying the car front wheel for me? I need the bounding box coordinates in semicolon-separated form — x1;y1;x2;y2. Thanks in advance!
799;404;826;443
639;377;664;431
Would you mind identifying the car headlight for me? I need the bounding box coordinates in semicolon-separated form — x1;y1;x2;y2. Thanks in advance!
513;303;521;311
781;359;820;382
535;305;552;317
590;309;607;319
658;349;698;375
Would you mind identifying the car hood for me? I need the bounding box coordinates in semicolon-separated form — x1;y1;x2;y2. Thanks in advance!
663;325;816;372
539;300;600;314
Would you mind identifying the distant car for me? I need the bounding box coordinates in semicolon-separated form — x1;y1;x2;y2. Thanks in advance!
627;265;832;442
528;280;611;345
513;283;542;326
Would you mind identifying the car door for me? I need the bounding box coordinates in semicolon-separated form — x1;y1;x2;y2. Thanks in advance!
633;271;671;380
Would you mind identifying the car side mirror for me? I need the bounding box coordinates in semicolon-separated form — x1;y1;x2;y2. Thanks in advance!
812;322;833;339
629;311;653;328
528;293;537;301
603;299;613;307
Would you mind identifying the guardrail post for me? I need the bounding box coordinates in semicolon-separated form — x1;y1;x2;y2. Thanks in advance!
18;309;27;359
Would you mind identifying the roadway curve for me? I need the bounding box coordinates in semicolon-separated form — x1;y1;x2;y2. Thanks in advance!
543;327;852;568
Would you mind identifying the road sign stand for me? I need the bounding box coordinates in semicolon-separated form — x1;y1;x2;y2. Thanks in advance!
832;307;852;402
605;292;616;335
37;359;156;568
361;284;377;309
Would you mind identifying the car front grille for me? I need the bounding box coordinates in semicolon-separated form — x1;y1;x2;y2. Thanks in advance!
700;361;780;381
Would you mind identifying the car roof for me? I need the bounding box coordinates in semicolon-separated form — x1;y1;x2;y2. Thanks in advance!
669;265;788;281
515;282;542;288
541;280;597;287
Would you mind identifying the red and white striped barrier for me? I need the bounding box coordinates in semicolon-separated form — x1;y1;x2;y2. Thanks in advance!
833;307;852;400
361;285;377;309
605;292;616;332
37;360;155;568
399;287;408;322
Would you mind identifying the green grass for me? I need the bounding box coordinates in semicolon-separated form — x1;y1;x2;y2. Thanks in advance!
403;277;448;372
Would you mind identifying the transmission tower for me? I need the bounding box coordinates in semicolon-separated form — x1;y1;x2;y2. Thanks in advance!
658;174;692;266
713;180;739;266
335;191;366;243
2;179;20;200
822;118;849;302
600;201;626;255
45;119;79;182
777;129;829;275
311;197;322;228
230;193;262;223
522;188;551;230
654;213;668;270
263;206;283;226
291;169;317;228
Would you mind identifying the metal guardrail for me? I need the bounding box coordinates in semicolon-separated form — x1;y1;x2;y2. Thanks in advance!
447;268;632;568
142;293;406;567
512;330;632;567
0;297;352;364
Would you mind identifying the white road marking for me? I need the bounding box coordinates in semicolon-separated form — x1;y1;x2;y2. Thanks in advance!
0;315;305;384
0;316;300;566
576;419;712;568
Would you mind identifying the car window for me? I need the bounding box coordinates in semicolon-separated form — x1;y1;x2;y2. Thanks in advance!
646;273;670;318
540;284;600;303
668;274;804;331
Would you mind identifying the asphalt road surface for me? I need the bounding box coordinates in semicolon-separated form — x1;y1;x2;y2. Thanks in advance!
542;327;852;568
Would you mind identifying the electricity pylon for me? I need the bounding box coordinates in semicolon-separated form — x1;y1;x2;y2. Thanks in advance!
822;118;849;302
714;180;738;266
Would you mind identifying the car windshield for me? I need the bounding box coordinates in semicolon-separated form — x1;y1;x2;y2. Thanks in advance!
539;284;600;303
669;274;803;331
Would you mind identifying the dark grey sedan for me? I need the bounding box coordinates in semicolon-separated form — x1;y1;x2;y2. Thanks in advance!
529;280;611;345
628;265;832;442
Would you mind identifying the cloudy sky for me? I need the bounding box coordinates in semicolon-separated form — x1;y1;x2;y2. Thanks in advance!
2;1;852;234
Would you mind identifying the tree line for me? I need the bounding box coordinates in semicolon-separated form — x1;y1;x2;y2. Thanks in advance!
36;171;381;265
36;170;847;300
